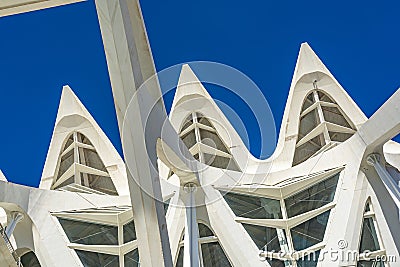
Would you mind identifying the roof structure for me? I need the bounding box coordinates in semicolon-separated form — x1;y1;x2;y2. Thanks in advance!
0;1;399;267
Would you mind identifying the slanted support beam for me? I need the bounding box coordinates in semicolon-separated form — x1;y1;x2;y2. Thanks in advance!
367;154;400;209
0;0;85;17
358;88;400;149
94;1;173;265
5;212;24;238
94;0;200;266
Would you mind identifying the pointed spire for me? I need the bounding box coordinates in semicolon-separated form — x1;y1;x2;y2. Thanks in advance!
40;85;128;195
292;42;332;84
55;85;88;124
171;64;213;111
0;170;7;182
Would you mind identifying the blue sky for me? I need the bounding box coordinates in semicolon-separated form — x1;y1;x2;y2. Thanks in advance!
0;0;399;187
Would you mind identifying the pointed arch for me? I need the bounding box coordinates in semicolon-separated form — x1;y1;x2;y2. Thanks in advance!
178;112;241;171
293;89;356;165
52;131;118;195
40;86;129;195
358;200;383;254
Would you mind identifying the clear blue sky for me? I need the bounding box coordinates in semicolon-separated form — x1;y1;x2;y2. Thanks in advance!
0;0;399;187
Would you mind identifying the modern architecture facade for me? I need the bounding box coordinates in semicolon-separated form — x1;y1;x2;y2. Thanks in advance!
0;1;399;267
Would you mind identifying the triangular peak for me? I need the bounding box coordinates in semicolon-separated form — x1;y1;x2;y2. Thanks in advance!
292;42;331;84
0;170;7;182
170;64;213;113
169;65;261;173
40;86;129;196
271;43;368;170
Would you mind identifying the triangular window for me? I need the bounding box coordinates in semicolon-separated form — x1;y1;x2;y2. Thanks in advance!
293;90;356;166
52;132;118;195
357;201;385;266
179;112;240;171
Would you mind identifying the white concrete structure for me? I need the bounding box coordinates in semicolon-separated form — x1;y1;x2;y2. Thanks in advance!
0;1;400;267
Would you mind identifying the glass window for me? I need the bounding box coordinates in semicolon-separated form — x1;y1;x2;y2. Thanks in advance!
299;109;320;137
164;198;171;215
296;250;320;267
359;217;380;253
199;223;214;238
58;218;118;245
65;134;74;148
54;176;75;190
242;224;282;251
222;191;282;219
199;129;229;153
317;91;335;103
321;105;352;129
201;242;232;267
285;173;339;218
175;246;184;267
364;203;371;212
124;249;140;267
182;130;196;149
328;132;353;142
302;92;315;111
84;174;118;195
20;251;41;267
57;149;74;179
75;250;119;267
293;134;325;166
291;211;330;251
203;153;240;171
123;220;137;243
181;114;194;132
357;260;384;267
77;132;93;145
198;116;213;127
79;148;107;172
267;258;286;267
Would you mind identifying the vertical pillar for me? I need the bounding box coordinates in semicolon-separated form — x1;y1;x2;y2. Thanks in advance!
5;212;24;238
367;154;400;209
183;183;200;267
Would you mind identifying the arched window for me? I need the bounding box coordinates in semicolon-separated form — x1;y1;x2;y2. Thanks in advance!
293;90;356;166
179;112;240;171
52;132;118;195
20;251;41;267
357;201;385;266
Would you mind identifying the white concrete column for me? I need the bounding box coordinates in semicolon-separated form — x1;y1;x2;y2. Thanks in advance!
5;212;24;238
183;183;200;267
367;154;400;209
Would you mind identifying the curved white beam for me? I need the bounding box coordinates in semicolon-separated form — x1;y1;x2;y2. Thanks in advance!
0;0;85;17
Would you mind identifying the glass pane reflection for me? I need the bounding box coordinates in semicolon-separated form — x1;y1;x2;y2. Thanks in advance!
58;218;118;245
291;211;330;251
285;174;339;218
75;250;119;267
222;191;282;219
